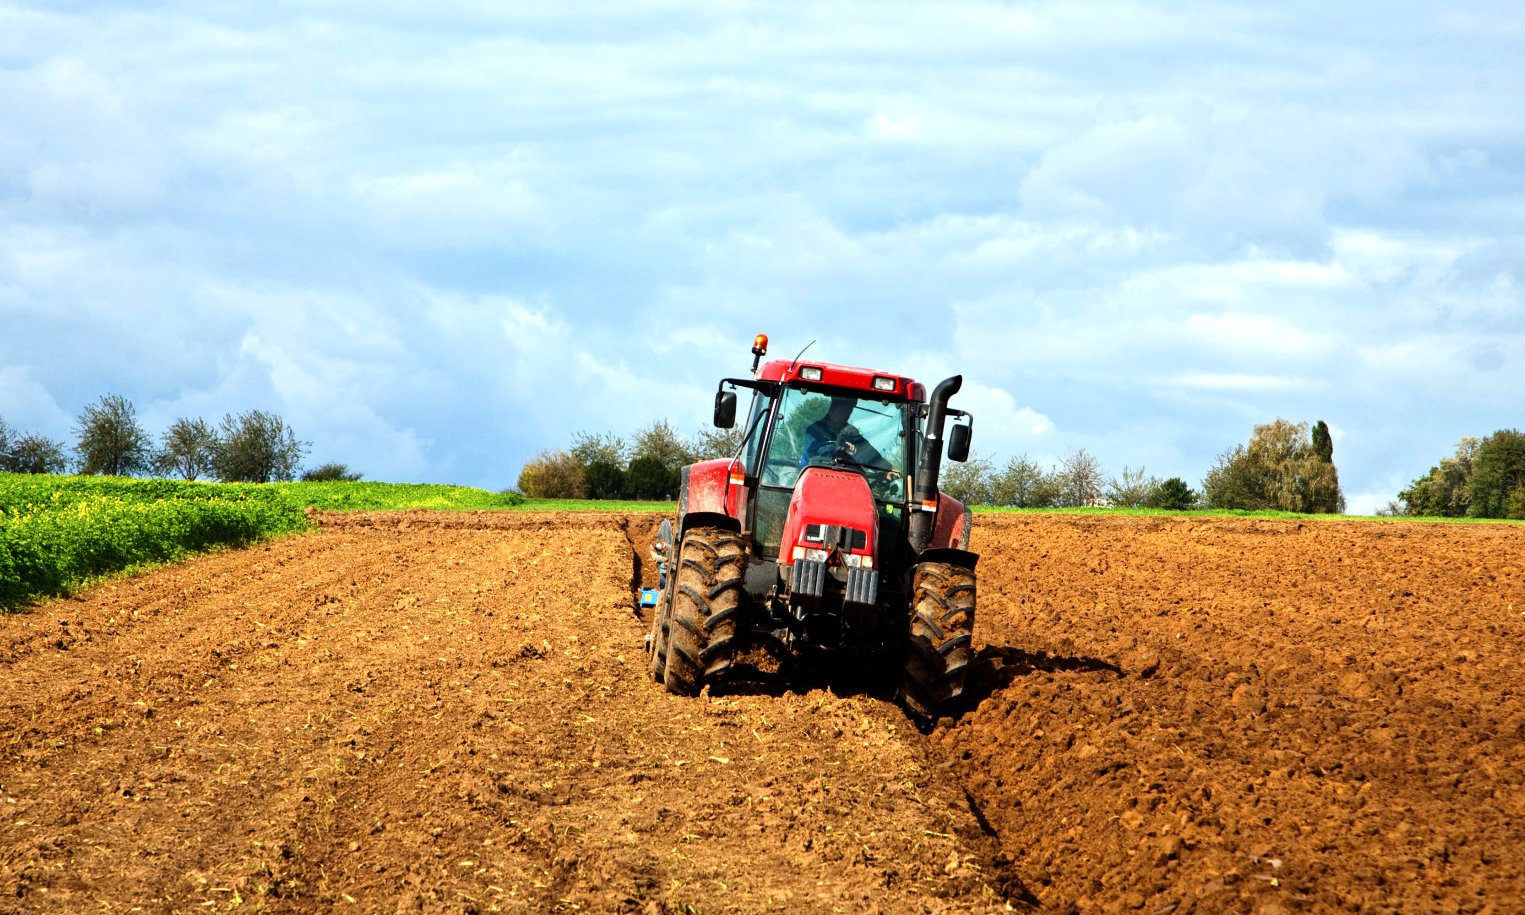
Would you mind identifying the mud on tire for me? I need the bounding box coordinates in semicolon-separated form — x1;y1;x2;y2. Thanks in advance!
663;527;748;696
900;561;975;725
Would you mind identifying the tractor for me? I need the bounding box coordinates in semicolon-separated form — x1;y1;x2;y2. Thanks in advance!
644;335;979;724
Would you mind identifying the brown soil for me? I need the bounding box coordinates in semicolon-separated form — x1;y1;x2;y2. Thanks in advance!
1;511;1522;914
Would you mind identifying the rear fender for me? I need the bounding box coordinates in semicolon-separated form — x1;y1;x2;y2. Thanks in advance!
929;492;974;551
678;459;743;532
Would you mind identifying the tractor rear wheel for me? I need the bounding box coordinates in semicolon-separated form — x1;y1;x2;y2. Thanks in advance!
663;526;748;696
900;561;976;725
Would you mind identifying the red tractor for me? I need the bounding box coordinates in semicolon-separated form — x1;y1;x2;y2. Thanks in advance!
644;335;979;724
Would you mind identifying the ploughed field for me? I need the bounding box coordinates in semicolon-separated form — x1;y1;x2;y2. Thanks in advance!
2;511;1522;914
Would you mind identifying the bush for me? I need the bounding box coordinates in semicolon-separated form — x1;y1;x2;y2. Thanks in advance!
1105;466;1159;509
213;411;309;483
1147;477;1197;510
301;463;363;482
583;460;626;500
625;456;676;501
517;450;586;499
74;394;152;477
153;417;220;481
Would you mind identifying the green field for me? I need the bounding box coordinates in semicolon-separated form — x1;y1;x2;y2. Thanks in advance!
0;476;680;611
0;475;310;611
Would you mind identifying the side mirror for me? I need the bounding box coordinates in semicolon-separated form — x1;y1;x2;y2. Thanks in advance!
714;390;737;429
947;423;971;462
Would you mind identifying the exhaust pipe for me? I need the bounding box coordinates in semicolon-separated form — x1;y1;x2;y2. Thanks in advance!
909;375;961;553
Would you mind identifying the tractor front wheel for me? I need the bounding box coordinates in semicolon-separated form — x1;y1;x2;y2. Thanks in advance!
900;561;976;725
663;526;748;696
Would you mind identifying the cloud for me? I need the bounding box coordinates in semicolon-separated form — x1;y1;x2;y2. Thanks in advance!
0;0;1521;506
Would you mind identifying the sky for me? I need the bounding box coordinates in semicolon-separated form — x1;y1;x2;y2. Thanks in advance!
1;1;1521;513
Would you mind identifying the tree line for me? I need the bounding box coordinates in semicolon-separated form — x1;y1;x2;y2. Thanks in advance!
516;422;744;500
0;395;357;484
940;419;1343;512
519;415;1349;514
1392;429;1525;519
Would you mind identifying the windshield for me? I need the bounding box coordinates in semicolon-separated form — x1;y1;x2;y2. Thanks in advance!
761;386;911;501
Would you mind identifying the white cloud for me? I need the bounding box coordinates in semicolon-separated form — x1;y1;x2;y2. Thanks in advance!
0;0;1521;505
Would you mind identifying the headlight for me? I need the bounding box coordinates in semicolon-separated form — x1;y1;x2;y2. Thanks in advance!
841;554;873;569
791;545;829;562
798;365;824;381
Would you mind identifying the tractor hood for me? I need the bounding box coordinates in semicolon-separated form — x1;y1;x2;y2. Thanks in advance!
778;467;879;568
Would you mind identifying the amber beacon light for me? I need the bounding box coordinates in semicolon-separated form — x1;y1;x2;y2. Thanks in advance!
750;333;769;376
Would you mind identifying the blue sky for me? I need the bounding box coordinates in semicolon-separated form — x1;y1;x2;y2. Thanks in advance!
2;1;1521;511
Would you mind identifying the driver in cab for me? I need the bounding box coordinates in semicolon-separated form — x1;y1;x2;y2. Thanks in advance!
801;397;886;469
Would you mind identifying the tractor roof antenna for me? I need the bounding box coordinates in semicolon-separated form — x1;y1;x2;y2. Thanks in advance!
789;340;816;371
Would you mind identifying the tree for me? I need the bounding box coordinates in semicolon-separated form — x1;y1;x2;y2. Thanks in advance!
630;420;696;471
1396;437;1479;517
74;394;151;477
939;453;994;506
301;463;363;482
1467;429;1525;519
1201;419;1344;513
0;416;12;468
692;426;745;461
517;450;585;498
625;456;676;500
570;431;626;468
583;460;626;500
1147;477;1197;511
990;454;1059;508
1059;448;1105;507
153;417;220;481
1312;420;1333;463
213;410;309;483
6;434;69;474
1105;466;1160;509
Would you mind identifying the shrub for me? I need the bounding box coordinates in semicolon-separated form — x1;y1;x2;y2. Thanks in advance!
583;460;626;500
301;463;363;482
625;456;676;501
1147;477;1197;510
517;450;586;499
1105;466;1160;509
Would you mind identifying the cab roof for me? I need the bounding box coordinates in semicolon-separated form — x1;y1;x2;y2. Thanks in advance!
757;359;926;403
